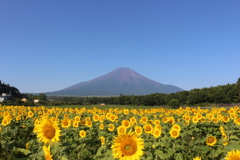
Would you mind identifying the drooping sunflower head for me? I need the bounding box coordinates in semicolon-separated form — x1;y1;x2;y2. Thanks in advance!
224;149;240;160
111;131;144;160
35;117;61;144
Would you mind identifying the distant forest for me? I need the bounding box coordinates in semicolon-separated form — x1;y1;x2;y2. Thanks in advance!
1;78;240;107
23;78;240;107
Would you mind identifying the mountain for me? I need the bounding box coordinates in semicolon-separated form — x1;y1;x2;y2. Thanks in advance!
46;68;184;96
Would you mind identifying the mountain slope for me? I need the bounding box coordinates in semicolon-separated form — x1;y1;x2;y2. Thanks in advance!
46;68;184;96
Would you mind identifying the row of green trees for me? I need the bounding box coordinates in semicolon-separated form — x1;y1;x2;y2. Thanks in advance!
1;78;240;107
27;78;240;107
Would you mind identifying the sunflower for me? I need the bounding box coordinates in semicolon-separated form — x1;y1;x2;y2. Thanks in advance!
168;116;175;124
100;136;105;145
184;116;191;123
140;117;148;124
61;118;71;128
171;124;181;131
124;109;130;115
192;116;199;124
223;116;230;123
99;123;104;130
224;149;240;160
192;156;201;160
99;115;105;122
212;118;218;123
79;130;86;138
74;116;81;122
108;124;115;132
85;120;92;128
122;120;131;128
206;136;217;146
111;131;144;160
152;128;161;138
35;117;61;144
144;124;153;134
109;114;117;122
28;111;34;118
72;121;79;128
43;145;53;160
118;125;126;135
134;126;143;136
170;129;180;138
2;117;10;126
153;119;160;125
234;117;240;125
16;115;21;121
130;117;137;124
162;117;169;123
93;114;99;122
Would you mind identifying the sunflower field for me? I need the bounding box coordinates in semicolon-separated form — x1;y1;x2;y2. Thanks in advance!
0;105;240;160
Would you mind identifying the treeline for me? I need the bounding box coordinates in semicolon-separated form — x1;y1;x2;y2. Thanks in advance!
31;78;240;107
0;81;22;99
1;78;240;107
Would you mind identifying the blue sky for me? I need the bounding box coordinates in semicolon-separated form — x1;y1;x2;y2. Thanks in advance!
1;1;240;93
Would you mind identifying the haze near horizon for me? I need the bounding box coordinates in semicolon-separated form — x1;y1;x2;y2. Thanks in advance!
1;1;240;93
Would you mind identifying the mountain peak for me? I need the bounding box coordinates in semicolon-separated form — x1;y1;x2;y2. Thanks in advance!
46;68;184;96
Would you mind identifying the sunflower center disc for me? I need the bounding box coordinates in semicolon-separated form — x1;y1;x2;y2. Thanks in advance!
43;125;56;139
208;137;214;143
121;139;137;156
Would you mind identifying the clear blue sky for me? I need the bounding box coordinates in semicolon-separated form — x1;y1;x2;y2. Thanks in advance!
1;0;240;93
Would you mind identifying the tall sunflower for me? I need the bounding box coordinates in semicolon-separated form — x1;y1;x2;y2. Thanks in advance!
35;117;61;144
111;132;144;160
224;149;240;160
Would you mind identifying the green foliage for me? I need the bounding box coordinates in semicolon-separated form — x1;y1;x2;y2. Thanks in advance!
168;99;180;108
